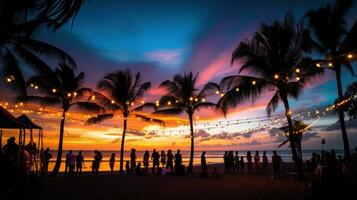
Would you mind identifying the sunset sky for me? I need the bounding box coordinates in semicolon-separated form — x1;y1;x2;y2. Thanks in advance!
1;0;357;151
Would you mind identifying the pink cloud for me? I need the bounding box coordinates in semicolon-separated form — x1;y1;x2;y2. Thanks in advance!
145;49;183;66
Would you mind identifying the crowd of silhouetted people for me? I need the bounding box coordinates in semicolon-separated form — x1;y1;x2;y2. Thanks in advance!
222;150;281;178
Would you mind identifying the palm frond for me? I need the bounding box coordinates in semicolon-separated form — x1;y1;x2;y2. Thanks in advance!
0;48;26;95
131;102;157;112
18;37;76;67
153;108;184;116
72;102;105;113
132;114;165;126
266;91;280;116
86;113;114;124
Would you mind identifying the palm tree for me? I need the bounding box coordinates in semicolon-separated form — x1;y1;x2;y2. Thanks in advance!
19;63;104;176
219;13;323;180
87;70;164;175
306;0;357;158
0;0;76;94
155;72;222;173
1;0;84;94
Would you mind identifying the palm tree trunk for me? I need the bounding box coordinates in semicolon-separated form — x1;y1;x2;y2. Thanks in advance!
119;117;127;175
51;110;66;176
187;112;194;174
281;96;304;180
335;66;350;158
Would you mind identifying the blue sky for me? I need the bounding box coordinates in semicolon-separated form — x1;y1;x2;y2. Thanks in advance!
16;0;357;150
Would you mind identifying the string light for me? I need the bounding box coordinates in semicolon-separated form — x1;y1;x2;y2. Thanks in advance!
316;63;321;68
91;95;96;101
347;54;353;59
295;68;300;73
167;101;171;106
52;88;57;93
67;93;72;97
111;100;115;104
130;102;135;106
274;74;279;79
141;100;145;104
252;80;256;85
34;85;39;90
215;90;220;95
296;77;300;81
201;98;206;102
189;97;193;101
235;87;240;92
328;62;333;67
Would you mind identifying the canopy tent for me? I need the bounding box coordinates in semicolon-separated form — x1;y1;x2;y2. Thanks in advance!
16;114;43;172
0;107;44;173
0;107;29;149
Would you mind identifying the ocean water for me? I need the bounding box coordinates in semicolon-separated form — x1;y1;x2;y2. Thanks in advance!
47;149;345;172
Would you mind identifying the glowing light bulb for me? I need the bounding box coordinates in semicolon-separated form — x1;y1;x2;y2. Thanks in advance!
252;80;256;85
91;95;96;101
316;63;321;68
295;68;300;73
67;93;72;97
274;74;279;79
141;100;145;104
167;101;171;106
235;88;239;92
52;88;57;93
201;98;206;102
189;97;193;101
34;85;39;90
347;54;353;59
215;90;220;95
111;100;115;104
328;62;333;67
296;77;300;81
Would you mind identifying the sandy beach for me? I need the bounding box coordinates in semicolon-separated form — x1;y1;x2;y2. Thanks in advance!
3;163;314;200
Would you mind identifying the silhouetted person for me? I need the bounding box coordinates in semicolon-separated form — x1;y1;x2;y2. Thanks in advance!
272;151;282;179
3;137;18;179
143;150;150;174
43;148;52;176
130;149;137;173
262;151;268;172
76;151;84;176
223;151;228;175
67;150;76;176
254;151;261;173
151;149;160;174
240;156;244;173
201;151;207;171
161;150;166;168
166;149;174;172
234;151;239;173
64;151;70;175
175;149;182;175
228;151;234;174
135;162;143;176
247;151;253;174
92;150;102;176
109;153;115;175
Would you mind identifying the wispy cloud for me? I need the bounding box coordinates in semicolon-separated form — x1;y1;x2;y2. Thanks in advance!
145;49;184;67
